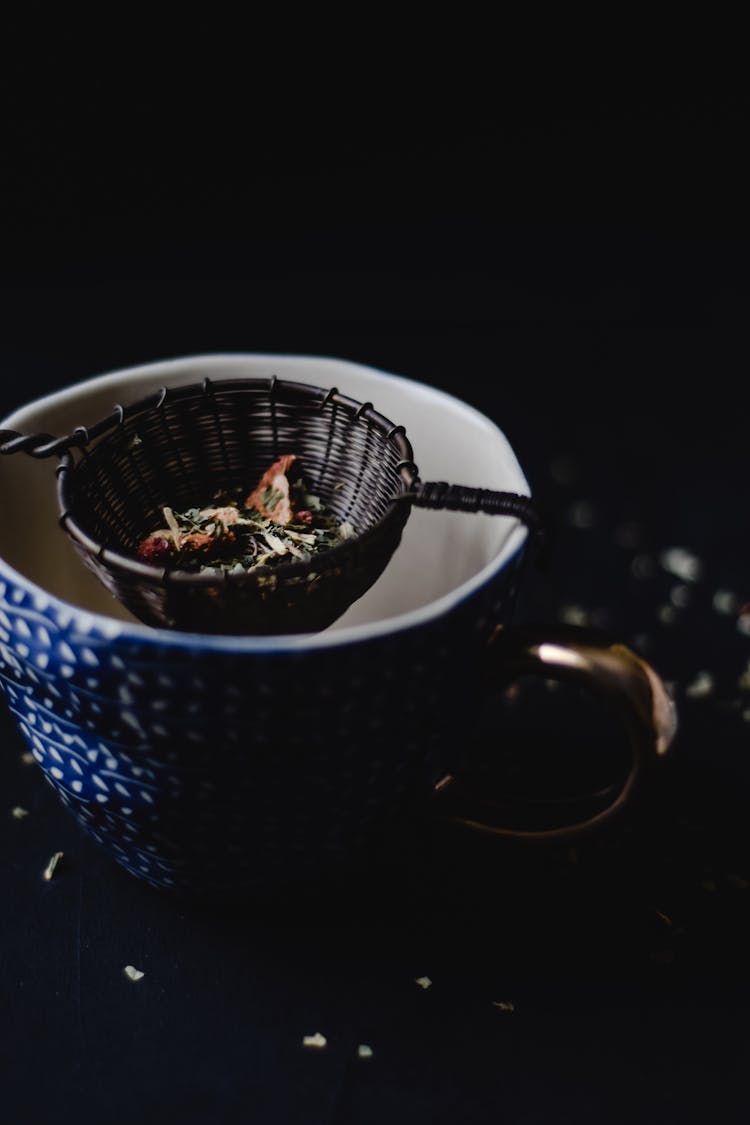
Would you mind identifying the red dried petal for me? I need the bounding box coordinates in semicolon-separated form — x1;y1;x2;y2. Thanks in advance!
137;535;173;563
246;454;302;525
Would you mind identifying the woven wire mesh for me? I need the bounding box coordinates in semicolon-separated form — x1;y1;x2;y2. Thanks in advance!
58;379;414;634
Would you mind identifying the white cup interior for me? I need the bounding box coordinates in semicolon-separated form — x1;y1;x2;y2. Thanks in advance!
0;355;530;636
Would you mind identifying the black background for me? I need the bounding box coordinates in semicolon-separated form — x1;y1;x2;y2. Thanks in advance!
1;55;749;1124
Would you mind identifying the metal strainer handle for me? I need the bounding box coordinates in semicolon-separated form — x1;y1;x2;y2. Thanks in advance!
404;479;543;529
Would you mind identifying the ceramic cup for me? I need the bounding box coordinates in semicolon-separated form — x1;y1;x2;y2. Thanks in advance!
0;354;676;897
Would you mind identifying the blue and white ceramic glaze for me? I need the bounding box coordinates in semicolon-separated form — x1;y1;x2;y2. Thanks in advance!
0;355;529;896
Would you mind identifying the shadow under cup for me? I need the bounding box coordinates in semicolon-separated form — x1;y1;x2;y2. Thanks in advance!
0;354;676;898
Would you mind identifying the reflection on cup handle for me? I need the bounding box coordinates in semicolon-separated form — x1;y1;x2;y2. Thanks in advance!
434;624;678;842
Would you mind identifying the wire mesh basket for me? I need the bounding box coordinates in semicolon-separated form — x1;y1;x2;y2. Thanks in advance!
1;376;542;634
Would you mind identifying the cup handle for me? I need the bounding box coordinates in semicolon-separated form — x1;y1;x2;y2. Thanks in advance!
432;624;678;841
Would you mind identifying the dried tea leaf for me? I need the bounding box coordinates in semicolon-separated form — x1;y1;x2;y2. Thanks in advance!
414;976;432;990
657;604;679;626
302;1032;327;1049
492;1001;515;1012
43;851;64;881
659;547;703;583
357;1044;374;1059
11;806;29;819
123;965;145;982
685;671;714;699
137;455;350;575
559;604;589;626
713;590;738;615
162;506;181;549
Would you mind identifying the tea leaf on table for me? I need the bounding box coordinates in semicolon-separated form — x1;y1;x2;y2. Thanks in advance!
42;851;64;881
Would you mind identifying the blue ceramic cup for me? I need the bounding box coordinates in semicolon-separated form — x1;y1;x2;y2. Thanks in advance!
0;355;676;897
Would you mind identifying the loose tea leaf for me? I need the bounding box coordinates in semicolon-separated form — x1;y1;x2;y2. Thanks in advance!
43;851;64;881
302;1032;327;1049
137;455;351;575
685;671;714;699
123;965;145;982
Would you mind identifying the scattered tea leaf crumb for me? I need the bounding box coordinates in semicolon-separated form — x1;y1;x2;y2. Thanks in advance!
738;614;750;638
43;851;64;881
685;671;714;699
20;752;34;766
123;965;145;982
713;590;738;615
414;976;432;990
658;547;703;583
11;806;29;819
657;604;679;626
559;604;589;626
303;1032;327;1049
357;1044;374;1059
654;910;673;927
492;1001;515;1012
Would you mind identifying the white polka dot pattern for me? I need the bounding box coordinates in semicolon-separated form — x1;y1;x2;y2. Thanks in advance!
0;554;524;896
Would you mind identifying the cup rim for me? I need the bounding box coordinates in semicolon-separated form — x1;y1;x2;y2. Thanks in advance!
0;352;530;652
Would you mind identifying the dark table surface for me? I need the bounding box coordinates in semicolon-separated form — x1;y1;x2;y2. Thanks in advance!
1;73;749;1123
